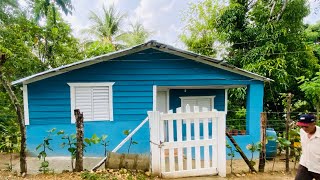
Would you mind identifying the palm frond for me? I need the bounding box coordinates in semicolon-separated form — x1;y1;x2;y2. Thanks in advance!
84;4;125;44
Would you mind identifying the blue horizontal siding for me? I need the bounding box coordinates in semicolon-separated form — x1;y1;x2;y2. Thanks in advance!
26;49;263;155
113;102;153;109
26;48;254;124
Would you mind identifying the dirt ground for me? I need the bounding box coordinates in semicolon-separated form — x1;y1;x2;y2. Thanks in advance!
0;153;297;179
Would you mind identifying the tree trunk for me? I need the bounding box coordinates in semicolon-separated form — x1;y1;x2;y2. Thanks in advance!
0;75;27;174
268;0;276;21
74;109;84;172
276;0;288;21
259;112;267;172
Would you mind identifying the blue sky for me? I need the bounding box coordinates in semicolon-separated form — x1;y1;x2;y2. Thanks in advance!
62;0;320;49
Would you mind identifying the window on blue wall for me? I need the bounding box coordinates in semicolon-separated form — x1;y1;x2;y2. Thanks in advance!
68;82;114;123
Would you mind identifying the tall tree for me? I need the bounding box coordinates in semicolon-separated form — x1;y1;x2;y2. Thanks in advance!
305;22;320;62
118;22;152;48
180;0;225;57
298;72;320;117
217;0;317;111
32;0;79;68
34;11;84;68
83;4;126;48
181;0;318;113
0;10;46;174
296;22;320;113
0;55;27;175
1;0;78;174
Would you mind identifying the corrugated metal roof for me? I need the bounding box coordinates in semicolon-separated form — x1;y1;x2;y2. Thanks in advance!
12;40;272;85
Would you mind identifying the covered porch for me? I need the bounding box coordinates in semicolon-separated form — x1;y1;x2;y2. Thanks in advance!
153;84;264;159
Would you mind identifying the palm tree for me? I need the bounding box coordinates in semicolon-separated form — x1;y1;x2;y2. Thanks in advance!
33;0;73;24
118;22;152;47
83;4;126;48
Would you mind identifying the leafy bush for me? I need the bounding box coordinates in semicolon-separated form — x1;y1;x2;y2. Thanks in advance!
80;171;110;180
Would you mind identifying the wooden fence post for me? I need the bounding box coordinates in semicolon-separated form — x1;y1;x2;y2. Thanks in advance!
148;111;161;176
285;93;293;172
74;109;84;172
259;112;267;172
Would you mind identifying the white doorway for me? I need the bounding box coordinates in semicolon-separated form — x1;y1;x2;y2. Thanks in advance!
156;91;169;113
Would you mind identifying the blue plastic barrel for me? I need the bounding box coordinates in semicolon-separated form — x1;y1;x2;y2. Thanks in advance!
266;128;278;160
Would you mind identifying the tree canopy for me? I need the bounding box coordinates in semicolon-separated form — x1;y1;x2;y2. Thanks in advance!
181;0;320;113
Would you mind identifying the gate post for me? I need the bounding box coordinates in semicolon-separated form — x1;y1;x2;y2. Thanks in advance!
217;112;226;177
148;111;161;176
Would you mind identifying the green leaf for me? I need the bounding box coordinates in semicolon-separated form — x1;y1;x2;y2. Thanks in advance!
51;27;59;37
84;138;91;145
267;136;276;141
101;134;108;141
123;130;130;136
68;147;76;153
250;160;256;166
57;130;65;135
47;128;56;133
41;161;49;168
282;140;291;147
90;134;100;144
36;144;42;151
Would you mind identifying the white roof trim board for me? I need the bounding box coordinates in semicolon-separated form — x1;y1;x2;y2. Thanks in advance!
12;40;272;85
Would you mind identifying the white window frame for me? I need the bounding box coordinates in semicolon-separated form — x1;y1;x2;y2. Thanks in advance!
179;96;215;111
68;82;114;123
180;96;215;123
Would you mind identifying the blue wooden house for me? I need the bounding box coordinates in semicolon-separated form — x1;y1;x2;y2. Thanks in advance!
12;40;270;157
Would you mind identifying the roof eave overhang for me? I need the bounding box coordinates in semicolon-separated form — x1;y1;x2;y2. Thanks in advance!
12;40;272;85
12;42;153;85
150;44;273;82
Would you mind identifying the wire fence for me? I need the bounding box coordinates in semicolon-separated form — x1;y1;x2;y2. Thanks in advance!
226;110;318;132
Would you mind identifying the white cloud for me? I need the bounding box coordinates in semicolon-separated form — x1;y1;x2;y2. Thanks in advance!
132;0;198;48
304;0;320;24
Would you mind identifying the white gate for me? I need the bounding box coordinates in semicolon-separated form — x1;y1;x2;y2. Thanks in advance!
148;105;226;178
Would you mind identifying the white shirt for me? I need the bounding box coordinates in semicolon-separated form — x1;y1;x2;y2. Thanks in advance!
299;126;320;174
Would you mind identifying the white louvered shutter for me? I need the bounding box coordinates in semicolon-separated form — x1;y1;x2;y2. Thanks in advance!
75;87;93;120
74;86;110;121
92;86;110;120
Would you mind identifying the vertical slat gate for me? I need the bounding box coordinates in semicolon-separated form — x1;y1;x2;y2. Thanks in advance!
185;105;192;170
149;106;226;178
168;110;175;172
176;107;183;171
193;106;201;169
202;107;210;168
